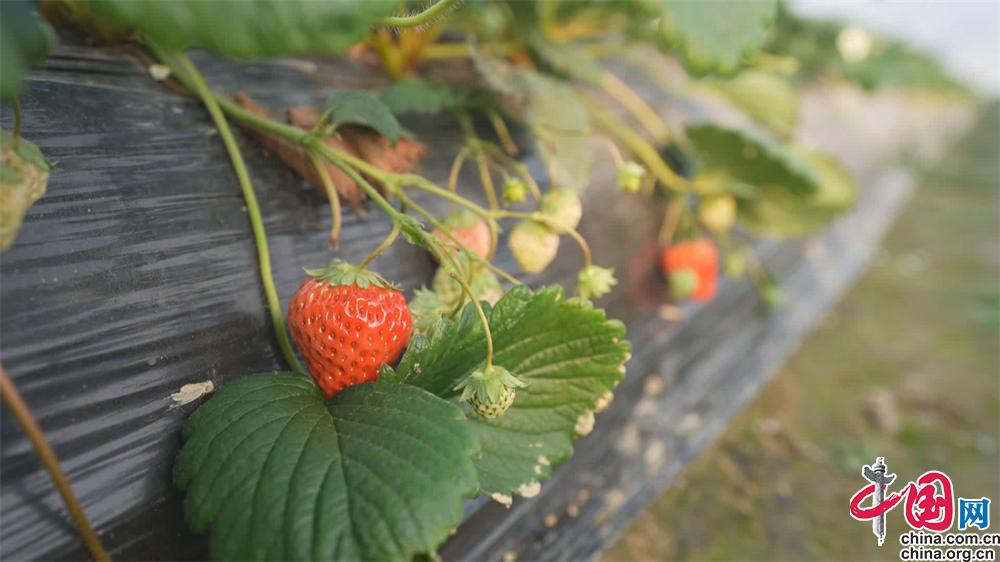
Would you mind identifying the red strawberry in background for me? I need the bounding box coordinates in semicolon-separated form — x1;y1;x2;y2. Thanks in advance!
287;260;412;398
433;211;491;259
660;238;719;303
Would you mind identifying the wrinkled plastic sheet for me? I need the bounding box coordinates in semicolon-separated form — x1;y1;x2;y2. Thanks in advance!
0;40;667;560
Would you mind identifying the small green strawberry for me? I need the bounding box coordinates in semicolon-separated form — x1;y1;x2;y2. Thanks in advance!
509;220;560;274
456;365;526;419
538;189;582;234
616;161;646;193
577;265;617;300
668;269;698;301
502;177;529;204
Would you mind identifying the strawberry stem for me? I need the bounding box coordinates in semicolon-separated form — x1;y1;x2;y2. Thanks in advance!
486;109;518;156
357;220;401;271
377;0;459;29
0;365;109;562
492;209;594;268
459;113;500;210
600;71;673;144
437;244;495;369
583;97;690;193
307;151;343;248
162;49;306;374
393;189;521;285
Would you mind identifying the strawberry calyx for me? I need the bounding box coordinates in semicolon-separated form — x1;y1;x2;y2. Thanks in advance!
616;160;646;193
440;210;479;230
577;265;617;300
304;259;396;290
455;365;526;407
669;268;698;301
502;177;529;204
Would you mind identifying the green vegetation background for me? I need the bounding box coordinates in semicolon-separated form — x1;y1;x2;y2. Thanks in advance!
606;102;1000;561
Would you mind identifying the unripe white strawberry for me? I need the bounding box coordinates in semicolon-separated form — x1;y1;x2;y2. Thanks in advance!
509;220;560;274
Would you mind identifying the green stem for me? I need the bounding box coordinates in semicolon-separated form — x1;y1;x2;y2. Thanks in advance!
0;365;110;562
486;109;518;155
395;190;521;285
445;258;494;368
490;210;593;267
458;113;500;209
377;0;459;28
319;147;403;219
307;151;343;248
475;153;500;210
584;97;690;193
478;143;543;201
600;71;672;143
358;221;401;271
399;173;500;256
169;52;305;374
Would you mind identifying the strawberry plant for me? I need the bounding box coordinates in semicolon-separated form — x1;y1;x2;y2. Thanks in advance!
0;0;968;559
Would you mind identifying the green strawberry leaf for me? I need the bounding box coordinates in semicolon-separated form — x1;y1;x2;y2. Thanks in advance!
655;0;777;75
175;373;479;561
738;146;857;237
394;286;630;497
687;123;820;197
379;79;468;115
324;90;402;143
0;0;56;100
88;0;395;58
699;70;799;137
527;34;604;85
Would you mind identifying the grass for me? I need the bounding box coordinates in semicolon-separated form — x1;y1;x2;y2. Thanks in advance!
604;102;999;561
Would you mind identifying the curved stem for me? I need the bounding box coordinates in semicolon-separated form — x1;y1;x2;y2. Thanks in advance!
601;71;672;143
307;151;343;248
478;144;542;201
377;0;459;28
420;41;518;60
170;52;305;374
491;209;592;267
458;113;500;209
597;135;625;166
316;145;403;219
447;146;471;195
584;97;690;193
448;265;494;367
398;173;500;255
357;220;401;271
564;227;593;268
475;153;500;210
658;195;684;247
396;190;521;285
0;365;110;562
486;109;518;156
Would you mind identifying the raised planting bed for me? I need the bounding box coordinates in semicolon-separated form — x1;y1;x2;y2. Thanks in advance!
0;33;972;562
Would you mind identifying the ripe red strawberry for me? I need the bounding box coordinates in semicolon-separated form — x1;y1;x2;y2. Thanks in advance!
660;238;719;303
287;260;412;398
433;211;491;259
